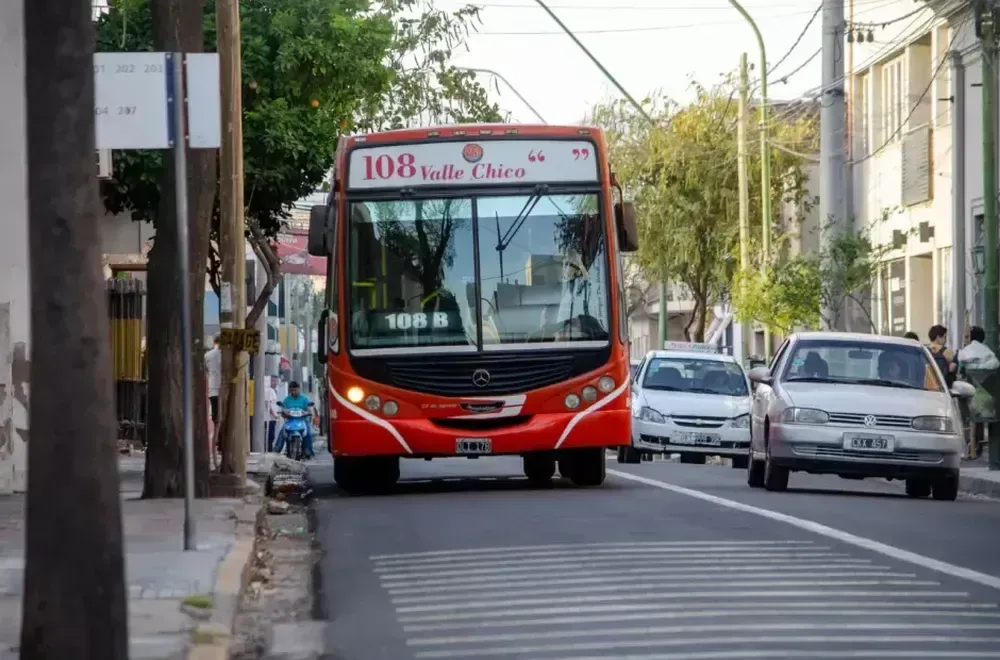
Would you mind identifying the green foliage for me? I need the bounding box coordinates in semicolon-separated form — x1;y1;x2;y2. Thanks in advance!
590;78;817;339
94;0;504;240
731;224;890;333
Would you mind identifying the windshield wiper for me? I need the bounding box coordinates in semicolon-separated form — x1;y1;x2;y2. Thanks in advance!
497;184;548;252
644;385;682;392
854;378;922;390
785;376;841;383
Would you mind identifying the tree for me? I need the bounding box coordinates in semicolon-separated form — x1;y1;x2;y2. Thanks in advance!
590;82;817;341
20;0;128;654
731;221;895;334
93;0;503;495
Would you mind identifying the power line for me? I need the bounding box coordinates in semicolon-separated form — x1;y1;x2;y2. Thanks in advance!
767;3;821;77
776;47;821;84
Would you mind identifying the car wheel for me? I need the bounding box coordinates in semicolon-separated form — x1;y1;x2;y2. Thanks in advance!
931;472;959;501
616;446;626;464
904;478;931;498
762;441;789;492
731;455;749;470
623;446;642;464
562;448;606;487
679;453;707;465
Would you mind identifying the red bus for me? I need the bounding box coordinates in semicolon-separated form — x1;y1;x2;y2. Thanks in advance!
306;124;638;493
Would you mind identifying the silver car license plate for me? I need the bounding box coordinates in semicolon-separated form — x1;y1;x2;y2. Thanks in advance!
843;432;894;453
456;438;492;454
677;432;720;446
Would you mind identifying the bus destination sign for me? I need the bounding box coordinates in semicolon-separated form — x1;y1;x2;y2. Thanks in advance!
347;139;600;189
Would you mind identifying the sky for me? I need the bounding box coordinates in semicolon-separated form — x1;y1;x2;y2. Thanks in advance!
437;0;895;125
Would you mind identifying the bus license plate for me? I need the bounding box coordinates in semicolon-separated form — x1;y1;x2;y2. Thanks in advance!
456;438;492;455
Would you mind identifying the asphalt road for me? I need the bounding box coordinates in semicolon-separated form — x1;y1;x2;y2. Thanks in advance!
311;454;1000;659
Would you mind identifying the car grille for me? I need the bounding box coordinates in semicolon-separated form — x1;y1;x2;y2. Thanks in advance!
672;415;727;429
827;412;913;429
792;444;943;464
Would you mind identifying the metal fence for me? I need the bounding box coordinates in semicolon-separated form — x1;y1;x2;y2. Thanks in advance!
107;277;146;450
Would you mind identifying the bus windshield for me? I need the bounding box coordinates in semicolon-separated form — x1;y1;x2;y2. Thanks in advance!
348;193;610;351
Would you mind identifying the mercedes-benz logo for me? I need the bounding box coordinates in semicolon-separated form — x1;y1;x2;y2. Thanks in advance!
863;414;877;427
471;369;491;388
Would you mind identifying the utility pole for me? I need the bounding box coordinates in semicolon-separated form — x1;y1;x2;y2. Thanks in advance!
737;53;751;362
975;0;1000;470
217;0;248;482
950;50;966;355
819;0;847;330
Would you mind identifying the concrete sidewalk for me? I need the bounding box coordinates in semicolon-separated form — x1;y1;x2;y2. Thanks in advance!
0;479;263;658
958;466;1000;498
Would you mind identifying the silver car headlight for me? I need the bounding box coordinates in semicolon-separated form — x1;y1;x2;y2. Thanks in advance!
911;415;954;433
780;407;829;424
731;413;750;428
640;407;666;424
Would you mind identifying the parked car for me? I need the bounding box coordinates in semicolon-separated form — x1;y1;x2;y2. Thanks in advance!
746;331;974;500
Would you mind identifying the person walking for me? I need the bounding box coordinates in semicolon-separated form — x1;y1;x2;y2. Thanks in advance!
204;335;222;449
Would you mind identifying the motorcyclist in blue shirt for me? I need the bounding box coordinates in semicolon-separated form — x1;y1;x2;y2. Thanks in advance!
275;381;316;459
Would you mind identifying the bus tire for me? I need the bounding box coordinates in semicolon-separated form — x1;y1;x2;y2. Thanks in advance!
523;453;556;483
562;448;606;487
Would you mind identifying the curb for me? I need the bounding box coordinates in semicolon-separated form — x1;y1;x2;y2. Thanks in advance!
185;500;266;660
958;472;1000;499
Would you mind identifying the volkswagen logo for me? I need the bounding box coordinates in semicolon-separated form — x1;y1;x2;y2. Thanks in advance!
863;414;877;428
471;369;491;388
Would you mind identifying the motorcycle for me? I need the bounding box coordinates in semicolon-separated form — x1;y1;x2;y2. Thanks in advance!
279;407;310;461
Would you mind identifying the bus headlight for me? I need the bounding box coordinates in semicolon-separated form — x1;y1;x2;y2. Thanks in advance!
582;386;598;402
564;393;581;409
346;387;364;403
382;401;399;416
597;376;615;393
364;394;381;411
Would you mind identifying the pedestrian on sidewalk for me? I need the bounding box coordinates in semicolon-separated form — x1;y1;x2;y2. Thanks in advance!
957;325;998;459
927;325;957;387
266;375;280;452
205;335;221;449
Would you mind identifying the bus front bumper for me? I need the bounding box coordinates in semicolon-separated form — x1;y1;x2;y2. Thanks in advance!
329;408;631;457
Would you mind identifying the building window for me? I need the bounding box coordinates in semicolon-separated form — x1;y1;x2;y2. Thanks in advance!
881;56;905;145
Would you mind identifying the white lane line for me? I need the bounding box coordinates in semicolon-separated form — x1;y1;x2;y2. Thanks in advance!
398;600;999;623
407;622;1000;647
370;541;820;567
387;578;938;599
402;608;1000;633
373;546;835;572
567;652;1000;659
412;636;1000;659
375;551;846;577
380;557;868;588
392;590;972;612
368;540;813;561
608;469;1000;591
386;570;920;597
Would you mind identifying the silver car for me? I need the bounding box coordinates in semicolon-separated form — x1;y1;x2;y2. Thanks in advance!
746;331;975;500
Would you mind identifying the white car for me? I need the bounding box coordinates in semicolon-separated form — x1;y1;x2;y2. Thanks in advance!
621;343;752;466
746;331;975;500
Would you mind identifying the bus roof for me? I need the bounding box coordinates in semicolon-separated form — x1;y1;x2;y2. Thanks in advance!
343;124;604;147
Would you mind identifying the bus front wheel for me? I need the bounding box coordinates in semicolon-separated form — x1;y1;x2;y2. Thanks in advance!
334;456;399;495
523;452;556;483
559;448;606;487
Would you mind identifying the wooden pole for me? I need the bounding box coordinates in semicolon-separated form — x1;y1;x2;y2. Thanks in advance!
216;0;247;484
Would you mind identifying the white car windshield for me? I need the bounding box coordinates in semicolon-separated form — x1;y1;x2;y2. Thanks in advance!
641;357;748;396
781;339;945;393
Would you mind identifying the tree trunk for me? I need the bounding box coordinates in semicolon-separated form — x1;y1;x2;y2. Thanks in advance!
143;0;215;498
20;0;129;654
686;297;708;342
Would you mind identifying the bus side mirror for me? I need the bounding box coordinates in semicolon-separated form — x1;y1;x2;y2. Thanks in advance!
308;205;333;256
614;201;639;253
317;309;329;360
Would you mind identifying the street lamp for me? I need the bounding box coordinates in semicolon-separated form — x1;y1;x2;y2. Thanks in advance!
973;244;986;276
455;67;548;125
727;0;773;360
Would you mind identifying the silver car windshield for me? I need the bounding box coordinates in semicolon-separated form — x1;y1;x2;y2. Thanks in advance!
781;340;945;393
641;357;748;396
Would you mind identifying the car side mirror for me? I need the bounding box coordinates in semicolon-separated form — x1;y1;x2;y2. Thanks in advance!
614;201;639;252
748;366;772;385
950;380;976;399
308;204;334;256
317;309;329;361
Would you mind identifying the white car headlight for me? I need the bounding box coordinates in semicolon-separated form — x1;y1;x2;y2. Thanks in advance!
640;406;666;424
731;413;750;428
912;415;954;433
780;407;829;424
